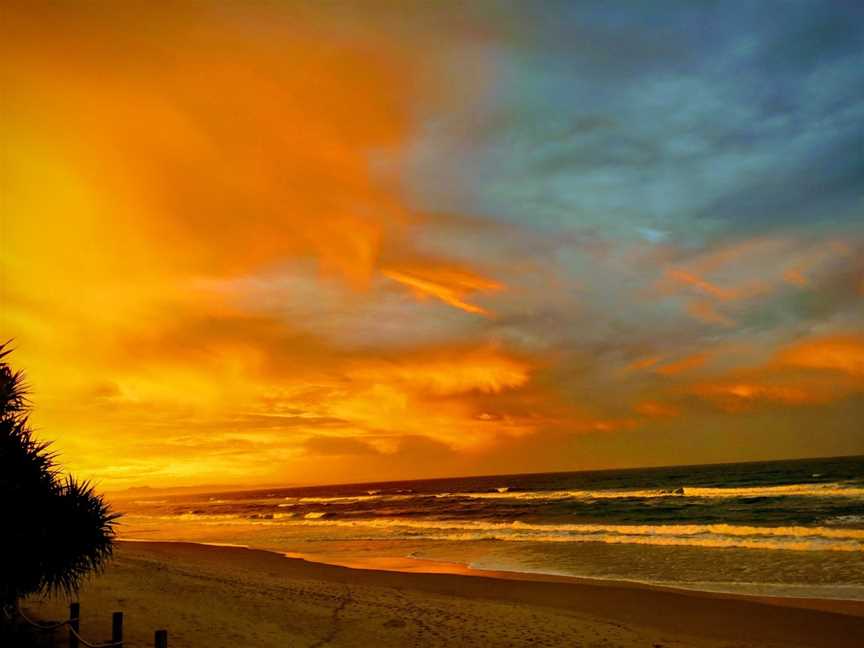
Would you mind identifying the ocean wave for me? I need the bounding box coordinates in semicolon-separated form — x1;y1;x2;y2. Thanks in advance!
297;496;364;503
281;494;416;504
432;482;864;501
136;511;864;552
261;482;864;505
290;517;864;538
824;515;864;527
130;481;862;511
287;518;864;552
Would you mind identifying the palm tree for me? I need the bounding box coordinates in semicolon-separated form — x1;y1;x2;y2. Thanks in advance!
0;343;119;615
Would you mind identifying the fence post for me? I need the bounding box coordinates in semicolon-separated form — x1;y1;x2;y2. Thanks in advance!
112;611;123;646
155;628;168;647
8;602;19;642
68;602;80;648
10;601;20;640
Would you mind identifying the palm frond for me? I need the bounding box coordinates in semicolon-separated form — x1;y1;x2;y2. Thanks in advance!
0;345;119;606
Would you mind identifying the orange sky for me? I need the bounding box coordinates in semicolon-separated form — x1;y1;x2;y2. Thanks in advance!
2;2;863;489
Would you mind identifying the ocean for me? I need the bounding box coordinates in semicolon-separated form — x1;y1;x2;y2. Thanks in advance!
118;455;864;600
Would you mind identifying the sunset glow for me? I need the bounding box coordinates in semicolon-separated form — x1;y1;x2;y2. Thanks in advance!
2;1;862;490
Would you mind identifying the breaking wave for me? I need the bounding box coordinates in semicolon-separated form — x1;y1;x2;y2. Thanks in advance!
433;482;864;501
287;518;864;551
261;481;864;505
134;512;864;552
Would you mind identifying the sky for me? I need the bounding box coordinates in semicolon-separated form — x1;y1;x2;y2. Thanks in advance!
2;1;862;489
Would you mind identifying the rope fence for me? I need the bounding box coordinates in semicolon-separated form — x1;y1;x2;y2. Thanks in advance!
3;601;169;647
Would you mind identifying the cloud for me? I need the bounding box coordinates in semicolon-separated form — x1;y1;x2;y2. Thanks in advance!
1;0;506;317
690;382;830;412
3;1;863;487
663;269;740;301
783;268;809;287
382;265;503;315
685;334;864;413
346;349;530;396
685;300;735;327
626;356;663;372
654;353;710;376
304;436;381;457
634;401;680;418
776;334;864;377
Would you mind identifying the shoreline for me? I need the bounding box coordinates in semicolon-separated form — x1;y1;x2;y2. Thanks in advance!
279;547;864;609
24;542;864;648
23;540;864;647
120;536;864;613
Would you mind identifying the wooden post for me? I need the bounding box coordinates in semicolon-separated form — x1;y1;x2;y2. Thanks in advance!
155;628;168;647
8;601;19;642
112;611;123;646
68;602;80;648
10;601;20;641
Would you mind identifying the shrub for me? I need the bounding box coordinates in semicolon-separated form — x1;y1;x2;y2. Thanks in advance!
0;344;118;611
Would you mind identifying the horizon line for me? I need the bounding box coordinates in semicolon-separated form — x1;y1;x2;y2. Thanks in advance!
107;451;864;497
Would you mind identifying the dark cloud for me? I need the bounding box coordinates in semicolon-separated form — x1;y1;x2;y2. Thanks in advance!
406;0;864;240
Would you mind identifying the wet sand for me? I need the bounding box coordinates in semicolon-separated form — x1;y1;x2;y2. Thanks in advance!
22;541;864;647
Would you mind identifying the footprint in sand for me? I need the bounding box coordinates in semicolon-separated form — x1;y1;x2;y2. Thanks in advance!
383;618;407;629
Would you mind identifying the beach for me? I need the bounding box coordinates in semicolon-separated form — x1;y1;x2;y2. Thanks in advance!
21;541;864;648
7;1;864;645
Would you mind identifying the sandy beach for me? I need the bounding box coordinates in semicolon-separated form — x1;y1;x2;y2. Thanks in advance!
19;541;864;648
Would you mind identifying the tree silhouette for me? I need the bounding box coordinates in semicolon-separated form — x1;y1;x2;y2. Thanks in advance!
0;343;118;613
